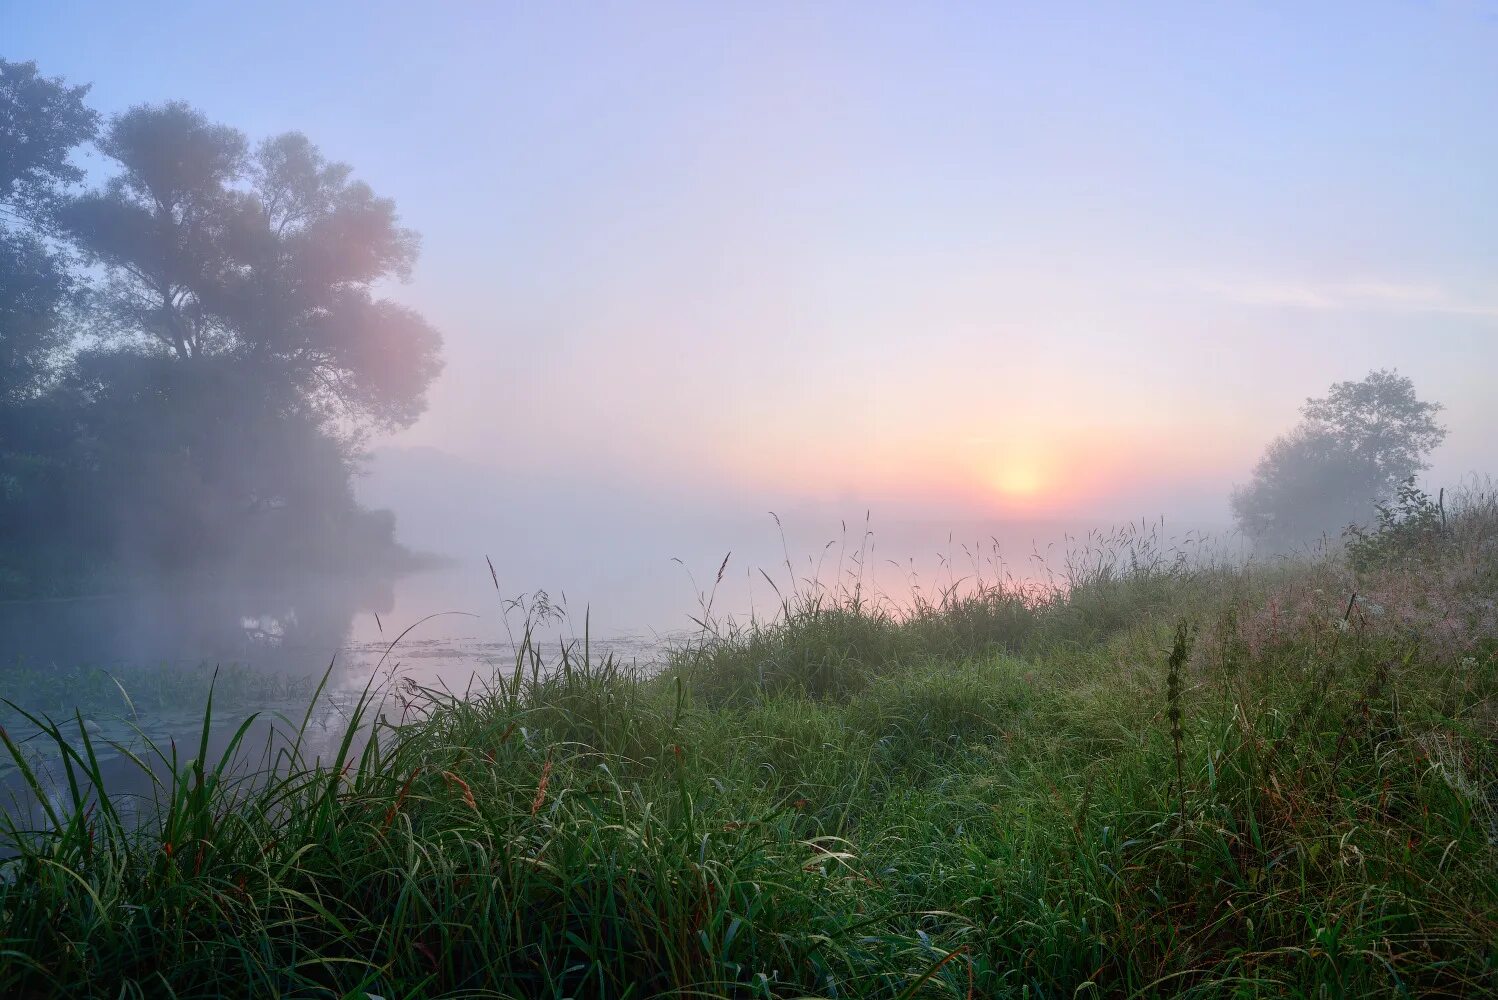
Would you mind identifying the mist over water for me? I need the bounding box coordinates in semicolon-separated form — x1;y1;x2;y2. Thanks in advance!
317;449;1243;703
5;11;1498;994
0;1;1488;835
4;461;1234;695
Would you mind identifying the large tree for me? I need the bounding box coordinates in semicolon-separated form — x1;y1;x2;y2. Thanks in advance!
0;61;98;594
0;79;442;592
60;105;441;433
53;102;442;571
0;60;97;217
1232;370;1446;553
0;59;97;404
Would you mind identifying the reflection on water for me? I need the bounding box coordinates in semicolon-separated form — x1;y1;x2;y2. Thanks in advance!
0;572;396;676
0;565;676;828
0;565;675;702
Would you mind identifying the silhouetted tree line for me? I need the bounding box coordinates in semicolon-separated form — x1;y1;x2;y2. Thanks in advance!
0;60;442;597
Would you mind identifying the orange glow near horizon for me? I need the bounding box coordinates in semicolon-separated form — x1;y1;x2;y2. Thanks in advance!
697;402;1251;523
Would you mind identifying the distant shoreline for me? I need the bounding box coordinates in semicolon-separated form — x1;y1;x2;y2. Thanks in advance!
0;549;454;605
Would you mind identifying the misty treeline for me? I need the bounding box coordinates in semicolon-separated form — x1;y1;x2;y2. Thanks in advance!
1232;369;1447;553
0;60;442;598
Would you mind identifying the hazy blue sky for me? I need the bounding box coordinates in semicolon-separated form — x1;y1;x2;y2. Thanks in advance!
9;1;1498;531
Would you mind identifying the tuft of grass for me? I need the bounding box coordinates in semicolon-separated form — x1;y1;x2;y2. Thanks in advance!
3;504;1497;997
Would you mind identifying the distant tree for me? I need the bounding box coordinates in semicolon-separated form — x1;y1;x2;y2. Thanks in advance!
1231;370;1446;552
1299;369;1447;483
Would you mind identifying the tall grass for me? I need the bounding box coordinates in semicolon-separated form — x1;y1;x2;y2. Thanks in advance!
2;510;1496;997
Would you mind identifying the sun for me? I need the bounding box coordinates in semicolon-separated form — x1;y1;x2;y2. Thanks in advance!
991;463;1046;501
964;441;1061;510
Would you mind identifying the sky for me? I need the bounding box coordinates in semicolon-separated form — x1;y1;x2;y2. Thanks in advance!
7;1;1498;626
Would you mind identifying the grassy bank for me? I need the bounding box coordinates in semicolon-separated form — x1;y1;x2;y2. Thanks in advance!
3;511;1496;998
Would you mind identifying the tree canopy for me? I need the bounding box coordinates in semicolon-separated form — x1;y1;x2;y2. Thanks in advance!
0;60;97;215
0;60;442;597
60;104;441;434
0;60;97;405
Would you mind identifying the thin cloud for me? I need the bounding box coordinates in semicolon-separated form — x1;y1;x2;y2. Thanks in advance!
1205;278;1498;318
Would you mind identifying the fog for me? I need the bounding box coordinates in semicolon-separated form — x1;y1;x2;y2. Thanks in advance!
9;10;1498;995
4;3;1498;697
354;444;1242;644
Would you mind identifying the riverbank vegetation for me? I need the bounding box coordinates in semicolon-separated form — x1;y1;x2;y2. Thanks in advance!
3;491;1495;998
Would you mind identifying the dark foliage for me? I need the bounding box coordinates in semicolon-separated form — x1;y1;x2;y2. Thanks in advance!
0;61;442;597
